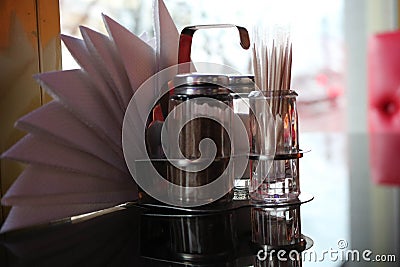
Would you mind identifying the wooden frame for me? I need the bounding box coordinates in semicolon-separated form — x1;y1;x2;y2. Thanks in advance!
0;0;61;223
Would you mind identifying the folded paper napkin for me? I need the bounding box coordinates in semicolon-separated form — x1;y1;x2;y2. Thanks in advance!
1;0;179;233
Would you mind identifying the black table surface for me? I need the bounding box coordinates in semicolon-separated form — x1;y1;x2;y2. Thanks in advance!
0;133;399;266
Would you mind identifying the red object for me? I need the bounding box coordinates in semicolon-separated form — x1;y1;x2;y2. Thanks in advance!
152;104;164;122
368;31;400;186
178;34;193;66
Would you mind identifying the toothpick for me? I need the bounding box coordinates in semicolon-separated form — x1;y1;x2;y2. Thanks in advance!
251;29;292;94
252;44;260;89
270;41;276;91
262;42;268;91
287;43;292;89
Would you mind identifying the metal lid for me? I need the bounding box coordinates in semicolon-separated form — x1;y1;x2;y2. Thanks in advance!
227;75;255;94
169;73;231;96
248;89;298;98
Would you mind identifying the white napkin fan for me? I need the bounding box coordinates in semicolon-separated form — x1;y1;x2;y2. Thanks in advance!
1;0;179;233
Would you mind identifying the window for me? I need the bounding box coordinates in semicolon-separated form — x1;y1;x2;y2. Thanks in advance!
60;0;345;133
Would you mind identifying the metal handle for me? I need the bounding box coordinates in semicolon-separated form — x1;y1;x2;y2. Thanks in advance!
178;24;250;72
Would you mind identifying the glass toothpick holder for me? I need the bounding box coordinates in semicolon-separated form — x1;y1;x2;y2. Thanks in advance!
249;90;301;203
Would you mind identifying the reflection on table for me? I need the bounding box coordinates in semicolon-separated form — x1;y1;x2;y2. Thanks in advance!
1;198;314;267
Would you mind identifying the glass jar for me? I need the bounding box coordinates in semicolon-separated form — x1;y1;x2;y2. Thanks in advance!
249;90;300;202
165;73;234;206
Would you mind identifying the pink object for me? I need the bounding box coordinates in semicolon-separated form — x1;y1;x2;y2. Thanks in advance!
368;30;400;186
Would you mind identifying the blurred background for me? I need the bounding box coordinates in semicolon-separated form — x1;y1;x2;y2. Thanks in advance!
60;0;347;132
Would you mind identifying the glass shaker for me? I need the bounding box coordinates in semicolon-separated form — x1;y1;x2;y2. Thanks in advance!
165;73;234;206
228;75;255;196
